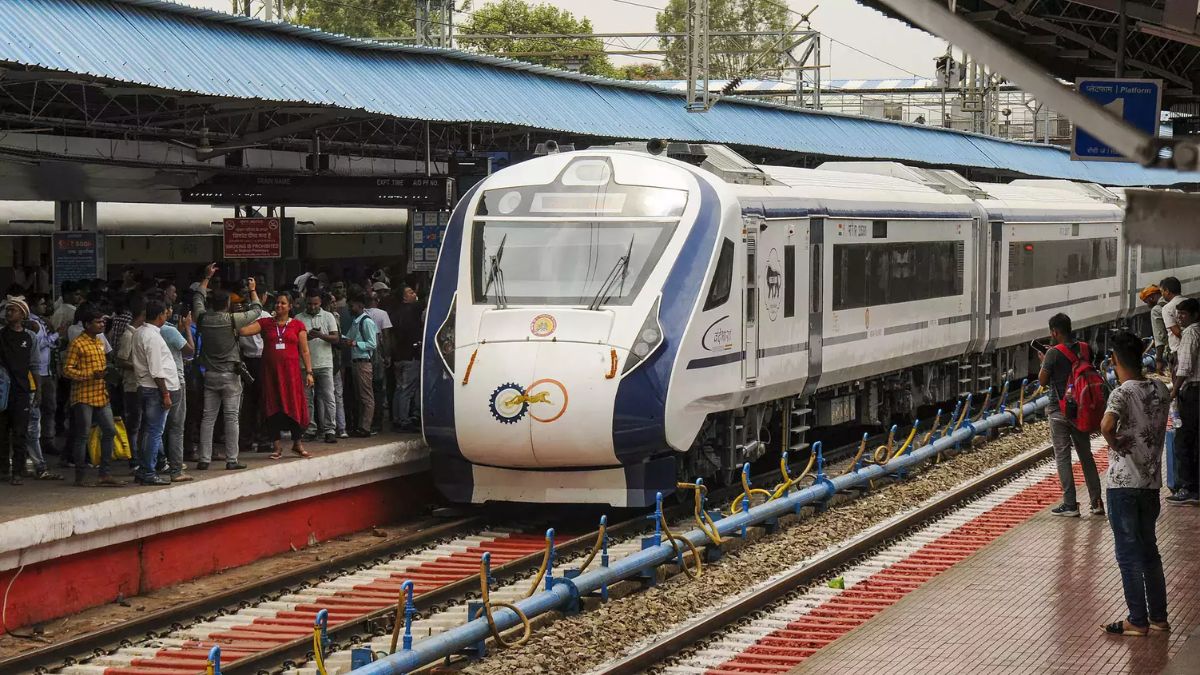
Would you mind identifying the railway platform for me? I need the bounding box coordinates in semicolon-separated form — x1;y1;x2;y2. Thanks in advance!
777;438;1200;675
0;433;433;636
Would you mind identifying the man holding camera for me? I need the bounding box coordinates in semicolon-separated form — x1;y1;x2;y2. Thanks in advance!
193;263;262;470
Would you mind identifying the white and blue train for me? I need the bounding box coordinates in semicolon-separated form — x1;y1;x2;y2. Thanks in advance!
421;143;1199;507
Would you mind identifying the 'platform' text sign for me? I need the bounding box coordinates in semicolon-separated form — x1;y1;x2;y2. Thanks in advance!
223;218;281;258
1072;78;1162;162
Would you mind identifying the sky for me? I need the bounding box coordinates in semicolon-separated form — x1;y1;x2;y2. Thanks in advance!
181;0;947;80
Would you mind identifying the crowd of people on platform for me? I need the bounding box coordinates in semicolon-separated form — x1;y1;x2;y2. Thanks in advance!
1040;275;1198;640
0;262;424;487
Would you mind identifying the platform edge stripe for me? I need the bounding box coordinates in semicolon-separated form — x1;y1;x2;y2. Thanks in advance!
0;440;428;571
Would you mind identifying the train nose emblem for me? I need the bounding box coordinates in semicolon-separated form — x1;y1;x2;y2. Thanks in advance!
489;383;529;424
530;314;557;337
488;379;569;424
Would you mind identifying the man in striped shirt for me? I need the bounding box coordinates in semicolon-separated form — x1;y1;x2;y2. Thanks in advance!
64;308;121;487
1169;297;1200;506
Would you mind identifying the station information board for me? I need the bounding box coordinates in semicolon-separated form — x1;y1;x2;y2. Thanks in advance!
184;174;454;209
52;232;104;286
223;218;282;258
410;211;449;272
1072;78;1162;162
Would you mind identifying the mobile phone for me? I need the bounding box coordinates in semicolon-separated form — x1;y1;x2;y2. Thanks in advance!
1030;339;1047;354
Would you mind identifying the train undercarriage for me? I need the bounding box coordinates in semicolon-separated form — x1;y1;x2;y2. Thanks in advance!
678;315;1141;488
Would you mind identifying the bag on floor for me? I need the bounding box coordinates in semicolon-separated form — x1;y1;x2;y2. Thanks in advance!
88;417;133;465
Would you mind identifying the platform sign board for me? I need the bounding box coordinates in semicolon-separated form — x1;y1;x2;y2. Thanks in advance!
184;175;454;209
52;232;104;286
223;218;281;259
1071;78;1162;162
410;211;449;272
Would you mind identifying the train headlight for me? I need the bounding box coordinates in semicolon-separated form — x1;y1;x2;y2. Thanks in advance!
622;296;664;376
435;295;456;374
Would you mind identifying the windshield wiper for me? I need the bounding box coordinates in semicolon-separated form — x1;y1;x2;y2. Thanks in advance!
587;236;634;311
481;234;509;308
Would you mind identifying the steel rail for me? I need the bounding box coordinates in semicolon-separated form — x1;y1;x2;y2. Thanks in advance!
591;441;1058;674
227;438;882;673
0;516;480;674
219;507;669;673
356;396;1053;675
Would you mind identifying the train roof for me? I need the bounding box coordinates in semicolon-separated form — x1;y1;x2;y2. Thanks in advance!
815;161;1124;224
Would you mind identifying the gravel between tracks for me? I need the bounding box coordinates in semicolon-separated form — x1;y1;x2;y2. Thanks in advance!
462;421;1053;675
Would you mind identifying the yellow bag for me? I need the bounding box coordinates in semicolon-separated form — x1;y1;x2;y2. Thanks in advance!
87;417;133;465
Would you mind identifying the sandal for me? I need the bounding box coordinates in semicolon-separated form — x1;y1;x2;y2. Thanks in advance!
269;442;283;460
291;445;312;458
35;470;64;481
1102;620;1147;636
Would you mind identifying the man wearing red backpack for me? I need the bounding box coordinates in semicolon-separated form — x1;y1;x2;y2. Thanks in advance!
1039;313;1105;517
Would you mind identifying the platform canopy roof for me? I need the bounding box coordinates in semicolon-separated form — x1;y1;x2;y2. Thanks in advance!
1;0;1198;187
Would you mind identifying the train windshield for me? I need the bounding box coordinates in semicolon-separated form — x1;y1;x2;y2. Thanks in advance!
471;179;687;307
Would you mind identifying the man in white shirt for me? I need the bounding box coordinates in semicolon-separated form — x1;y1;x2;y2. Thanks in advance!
298;291;340;443
131;298;178;486
50;281;81;335
1159;276;1186;355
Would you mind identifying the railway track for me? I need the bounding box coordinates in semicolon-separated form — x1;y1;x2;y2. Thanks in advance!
6;417;971;675
587;440;1064;675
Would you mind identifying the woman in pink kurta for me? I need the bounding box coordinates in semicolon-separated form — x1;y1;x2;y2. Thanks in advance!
239;292;315;459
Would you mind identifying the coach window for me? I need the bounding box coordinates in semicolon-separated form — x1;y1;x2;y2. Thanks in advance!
704;238;736;310
833;241;963;310
1008;237;1118;291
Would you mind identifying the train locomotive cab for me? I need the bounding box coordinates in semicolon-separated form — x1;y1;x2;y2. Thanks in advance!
423;150;728;507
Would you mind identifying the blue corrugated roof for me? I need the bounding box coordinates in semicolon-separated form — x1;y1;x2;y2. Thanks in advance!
3;0;1197;186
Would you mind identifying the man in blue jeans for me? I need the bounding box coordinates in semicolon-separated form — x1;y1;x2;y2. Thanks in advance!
131;299;178;486
1099;331;1171;636
64;309;121;486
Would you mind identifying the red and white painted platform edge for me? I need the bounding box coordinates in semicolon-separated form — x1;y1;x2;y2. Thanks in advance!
0;439;428;572
642;440;1096;675
585;441;1065;672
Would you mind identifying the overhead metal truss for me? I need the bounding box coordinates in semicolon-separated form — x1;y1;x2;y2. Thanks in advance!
866;0;1200;108
0;66;539;171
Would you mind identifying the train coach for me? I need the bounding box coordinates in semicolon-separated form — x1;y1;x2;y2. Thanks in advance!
421;143;1199;507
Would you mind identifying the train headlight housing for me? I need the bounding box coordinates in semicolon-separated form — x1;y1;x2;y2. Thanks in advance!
622;296;664;376
434;295;456;374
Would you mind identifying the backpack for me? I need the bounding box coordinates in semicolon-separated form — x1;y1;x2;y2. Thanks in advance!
0;365;9;412
1055;342;1108;433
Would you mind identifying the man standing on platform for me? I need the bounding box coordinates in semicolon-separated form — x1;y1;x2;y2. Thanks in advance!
341;291;378;438
1168;298;1200;506
1038;312;1104;517
1139;285;1168;373
0;296;36;485
1159;277;1185;363
1099;330;1170;636
390;285;423;432
63;309;121;486
193;263;261;471
299;290;339;444
131;299;176;486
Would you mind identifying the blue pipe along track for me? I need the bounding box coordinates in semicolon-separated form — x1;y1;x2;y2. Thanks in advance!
352;391;1056;675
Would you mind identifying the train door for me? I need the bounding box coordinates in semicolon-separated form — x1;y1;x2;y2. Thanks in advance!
743;215;761;385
